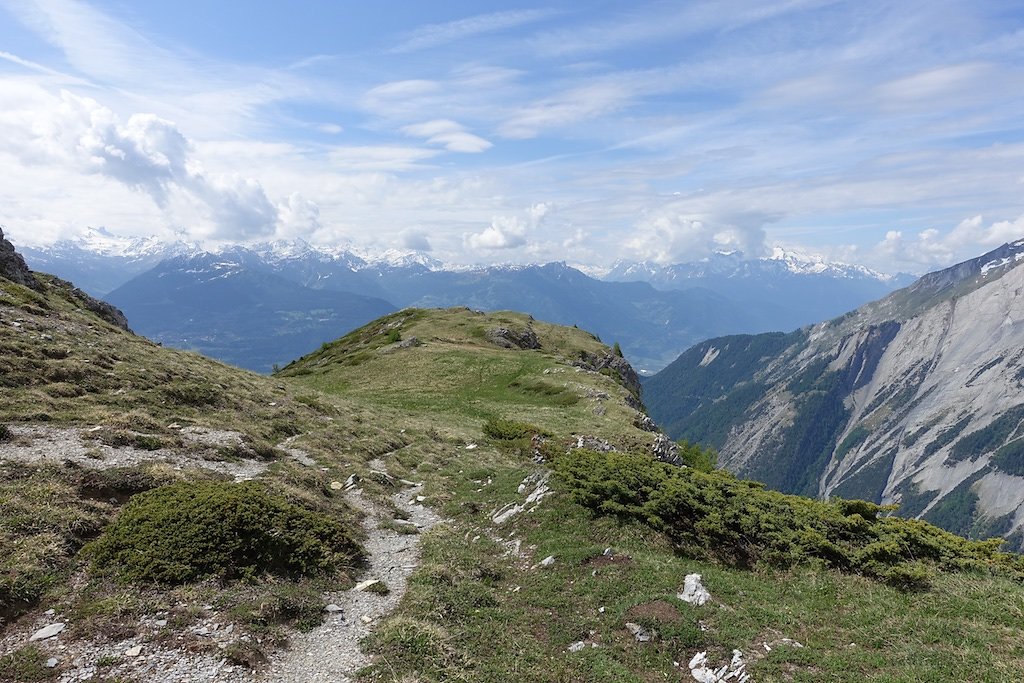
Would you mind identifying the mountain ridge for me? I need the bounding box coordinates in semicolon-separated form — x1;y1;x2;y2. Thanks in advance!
645;238;1024;548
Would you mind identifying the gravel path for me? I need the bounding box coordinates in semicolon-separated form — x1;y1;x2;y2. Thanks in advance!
261;460;442;682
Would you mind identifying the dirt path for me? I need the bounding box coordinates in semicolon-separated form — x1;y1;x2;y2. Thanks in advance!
261;459;442;682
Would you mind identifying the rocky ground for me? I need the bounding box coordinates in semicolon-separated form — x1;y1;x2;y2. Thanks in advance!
0;437;443;683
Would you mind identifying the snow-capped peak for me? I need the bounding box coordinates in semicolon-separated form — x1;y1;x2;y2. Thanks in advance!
55;226;197;259
767;245;896;281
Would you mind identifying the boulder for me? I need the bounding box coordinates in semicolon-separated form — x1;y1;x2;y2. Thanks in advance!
485;326;541;350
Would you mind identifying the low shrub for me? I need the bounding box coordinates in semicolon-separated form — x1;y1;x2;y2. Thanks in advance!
88;481;363;584
482;418;547;441
676;440;717;473
554;449;1022;587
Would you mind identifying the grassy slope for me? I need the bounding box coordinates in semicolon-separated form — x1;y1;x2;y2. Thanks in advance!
0;273;405;665
279;307;1024;682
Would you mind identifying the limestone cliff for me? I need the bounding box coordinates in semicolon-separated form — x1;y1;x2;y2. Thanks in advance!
647;240;1024;547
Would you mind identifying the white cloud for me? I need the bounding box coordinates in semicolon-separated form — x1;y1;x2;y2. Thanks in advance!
326;145;439;171
400;119;492;153
400;229;432;252
825;215;1024;273
626;204;770;264
466;215;528;250
276;192;321;239
499;82;635;139
0;88;278;240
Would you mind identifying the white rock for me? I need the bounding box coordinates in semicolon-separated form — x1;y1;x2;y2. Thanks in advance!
625;622;654;642
324;604;343;613
539;555;555;567
125;645;143;657
465;443;478;450
29;623;65;641
354;579;381;592
679;573;712;606
45;658;58;668
568;641;586;653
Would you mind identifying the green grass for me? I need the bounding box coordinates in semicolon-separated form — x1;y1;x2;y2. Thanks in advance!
359;448;1024;682
276;307;1024;682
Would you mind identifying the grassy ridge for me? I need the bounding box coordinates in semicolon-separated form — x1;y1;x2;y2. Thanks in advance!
280;307;1024;682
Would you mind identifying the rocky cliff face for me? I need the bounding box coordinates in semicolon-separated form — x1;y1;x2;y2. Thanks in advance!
1;227;132;332
647;240;1024;548
0;227;40;290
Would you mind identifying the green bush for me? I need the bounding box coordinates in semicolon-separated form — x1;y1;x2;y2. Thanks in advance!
554;449;1022;587
482;418;547;441
88;481;363;584
677;440;717;472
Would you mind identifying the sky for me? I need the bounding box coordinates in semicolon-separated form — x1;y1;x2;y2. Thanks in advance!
2;0;1024;273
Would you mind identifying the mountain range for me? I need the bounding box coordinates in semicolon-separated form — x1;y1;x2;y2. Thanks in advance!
645;239;1024;548
16;228;910;373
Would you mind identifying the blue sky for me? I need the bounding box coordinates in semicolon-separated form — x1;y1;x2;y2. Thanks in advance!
2;0;1024;272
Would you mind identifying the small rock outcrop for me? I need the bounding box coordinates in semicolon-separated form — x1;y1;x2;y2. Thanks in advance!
678;573;712;606
0;227;132;331
0;226;40;290
633;412;659;432
573;351;643;402
651;433;683;466
64;281;133;332
486;325;541;350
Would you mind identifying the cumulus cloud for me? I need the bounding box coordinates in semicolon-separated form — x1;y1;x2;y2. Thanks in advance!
276;192;321;239
400;119;492;153
626;204;769;264
870;215;1024;272
466;215;528;250
0;89;278;240
400;228;432;252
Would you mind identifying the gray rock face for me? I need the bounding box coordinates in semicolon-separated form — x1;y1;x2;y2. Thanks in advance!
62;280;132;331
651;433;683;466
0;228;131;331
649;240;1024;548
573;351;643;401
0;227;40;290
485;325;541;350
